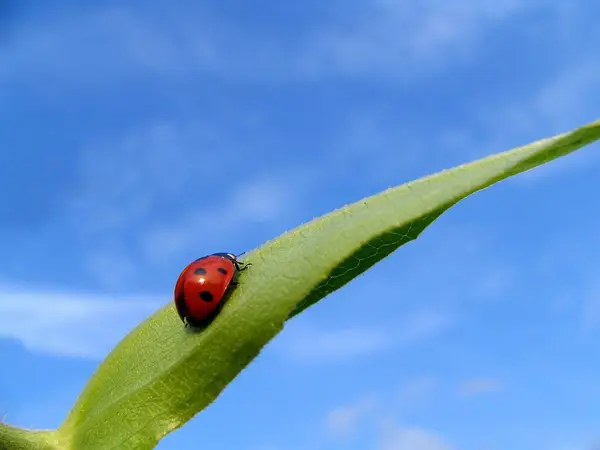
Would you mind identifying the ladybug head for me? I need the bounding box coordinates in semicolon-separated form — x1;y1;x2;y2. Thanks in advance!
211;252;238;261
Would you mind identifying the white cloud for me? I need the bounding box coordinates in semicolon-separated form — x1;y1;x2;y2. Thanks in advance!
472;58;600;183
0;1;565;88
467;268;515;303
397;376;439;409
457;378;502;397
396;310;455;343
273;310;453;363
66;121;240;284
323;395;453;449
69;121;235;233
275;326;392;363
530;60;600;131
62;120;298;284
512;63;600;184
139;175;295;264
319;54;600;194
380;423;454;450
325;395;378;439
0;8;224;86
0;285;163;359
300;0;533;80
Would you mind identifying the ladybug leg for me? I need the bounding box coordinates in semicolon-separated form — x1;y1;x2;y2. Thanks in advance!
236;261;252;271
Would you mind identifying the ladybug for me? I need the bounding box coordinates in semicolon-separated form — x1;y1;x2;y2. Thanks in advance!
174;252;251;327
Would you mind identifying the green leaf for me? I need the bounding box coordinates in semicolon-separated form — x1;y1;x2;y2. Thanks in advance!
0;424;60;450
2;119;599;450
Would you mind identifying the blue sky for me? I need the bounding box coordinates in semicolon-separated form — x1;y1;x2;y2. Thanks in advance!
1;1;600;449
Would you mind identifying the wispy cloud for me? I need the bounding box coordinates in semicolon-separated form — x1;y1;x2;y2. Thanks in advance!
397;376;439;409
274;326;393;363
325;395;378;439
318;55;600;193
139;175;296;264
324;394;453;449
379;422;454;450
0;8;224;86
456;378;502;397
61;119;301;286
0;285;163;359
273;310;454;363
396;311;455;343
0;1;566;89
68;121;237;234
0;291;451;363
454;84;599;187
474;57;600;183
300;0;535;81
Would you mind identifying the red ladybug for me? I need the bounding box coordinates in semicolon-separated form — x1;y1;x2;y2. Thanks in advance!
174;252;251;327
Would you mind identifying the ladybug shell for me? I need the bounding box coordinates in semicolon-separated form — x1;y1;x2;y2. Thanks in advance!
174;255;237;326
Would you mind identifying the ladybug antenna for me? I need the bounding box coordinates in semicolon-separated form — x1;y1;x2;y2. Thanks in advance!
237;251;247;258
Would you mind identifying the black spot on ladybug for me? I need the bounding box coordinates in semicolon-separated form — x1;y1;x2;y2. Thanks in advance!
218;267;228;275
199;291;214;302
194;267;207;275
